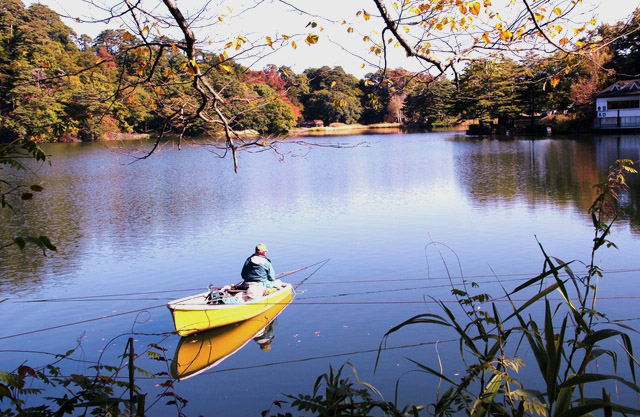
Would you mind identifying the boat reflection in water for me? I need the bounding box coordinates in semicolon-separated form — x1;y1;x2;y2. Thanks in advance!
170;291;293;380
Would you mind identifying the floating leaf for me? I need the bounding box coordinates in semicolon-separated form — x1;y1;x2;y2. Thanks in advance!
30;185;43;192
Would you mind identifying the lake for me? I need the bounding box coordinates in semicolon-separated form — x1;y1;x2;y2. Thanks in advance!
1;132;639;415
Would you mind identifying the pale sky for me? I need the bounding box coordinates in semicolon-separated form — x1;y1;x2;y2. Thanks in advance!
25;0;640;77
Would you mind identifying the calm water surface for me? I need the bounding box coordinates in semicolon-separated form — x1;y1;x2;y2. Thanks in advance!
1;132;639;415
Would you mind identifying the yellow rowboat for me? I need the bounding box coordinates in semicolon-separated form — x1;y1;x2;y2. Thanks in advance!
170;291;292;380
167;282;294;336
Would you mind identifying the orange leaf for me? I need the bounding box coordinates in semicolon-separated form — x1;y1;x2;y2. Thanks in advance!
469;2;481;16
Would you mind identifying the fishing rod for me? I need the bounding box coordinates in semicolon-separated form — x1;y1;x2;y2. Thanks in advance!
293;258;330;290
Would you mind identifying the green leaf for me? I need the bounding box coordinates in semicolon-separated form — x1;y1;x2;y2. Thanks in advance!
13;237;26;250
556;399;640;417
0;383;12;399
560;373;640;393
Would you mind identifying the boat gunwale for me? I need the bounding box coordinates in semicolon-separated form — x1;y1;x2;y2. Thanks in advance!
167;283;293;311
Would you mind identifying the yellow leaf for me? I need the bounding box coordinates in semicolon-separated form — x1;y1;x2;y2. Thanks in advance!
224;42;232;49
330;81;336;88
292;41;297;49
550;75;560;88
405;25;410;33
553;7;561;16
227;6;232;13
364;80;374;86
482;32;490;44
363;11;371;20
576;40;584;48
219;64;234;74
363;35;370;42
282;34;289;40
155;87;165;95
266;36;274;49
165;68;174;77
141;26;149;36
305;33;319;45
484;0;491;6
348;27;354;33
361;63;365;68
459;4;467;14
122;31;132;41
591;18;597;25
218;16;224;22
356;10;362;17
556;25;562;33
500;30;513;41
559;37;569;45
171;43;178;53
535;13;544;22
469;2;481;16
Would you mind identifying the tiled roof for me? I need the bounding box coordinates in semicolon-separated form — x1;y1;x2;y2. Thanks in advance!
596;79;640;98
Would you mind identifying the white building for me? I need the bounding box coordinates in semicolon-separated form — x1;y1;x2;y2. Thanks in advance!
594;79;640;130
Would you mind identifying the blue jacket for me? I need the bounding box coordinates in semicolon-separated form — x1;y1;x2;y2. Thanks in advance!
241;254;275;283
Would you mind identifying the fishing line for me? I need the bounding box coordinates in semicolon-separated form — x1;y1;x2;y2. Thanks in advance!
8;260;332;304
3;292;639;341
11;268;639;304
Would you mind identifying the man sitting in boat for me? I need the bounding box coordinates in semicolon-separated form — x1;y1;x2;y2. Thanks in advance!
241;243;278;298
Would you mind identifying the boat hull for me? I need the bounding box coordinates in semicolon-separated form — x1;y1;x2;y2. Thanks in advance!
167;283;293;336
171;292;292;380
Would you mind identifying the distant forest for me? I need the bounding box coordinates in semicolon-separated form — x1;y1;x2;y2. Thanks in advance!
1;0;639;141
